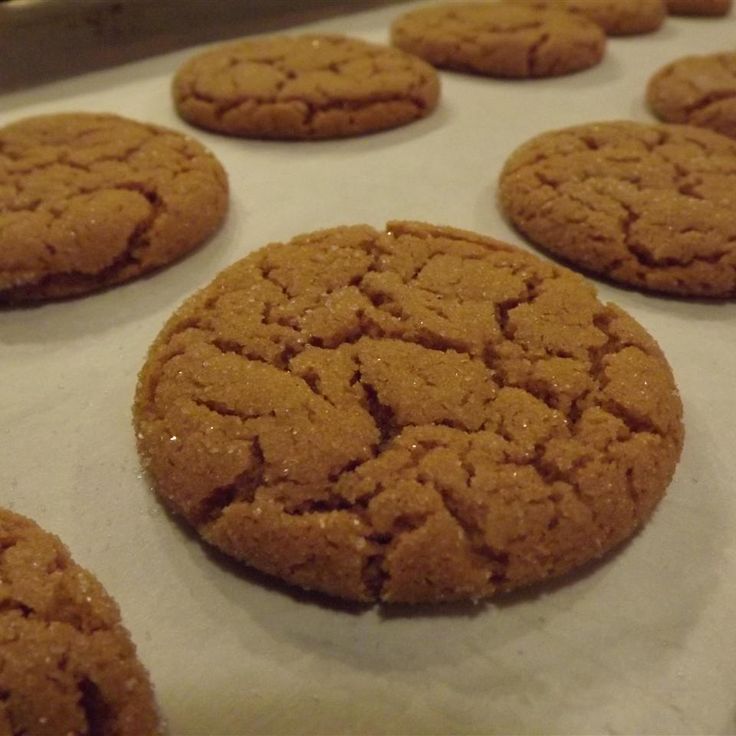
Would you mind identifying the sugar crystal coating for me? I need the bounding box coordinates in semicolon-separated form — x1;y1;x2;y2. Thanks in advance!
648;52;736;140
134;221;683;603
173;34;440;139
0;509;160;735
499;121;736;297
0;113;228;302
391;3;605;78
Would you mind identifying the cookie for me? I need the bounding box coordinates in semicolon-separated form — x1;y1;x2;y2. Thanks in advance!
647;52;736;139
0;509;159;735
172;34;440;140
665;0;731;14
499;121;736;297
503;0;666;35
133;221;683;604
390;2;606;78
0;113;228;303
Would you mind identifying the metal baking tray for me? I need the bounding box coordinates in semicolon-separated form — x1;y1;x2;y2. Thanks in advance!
1;0;402;91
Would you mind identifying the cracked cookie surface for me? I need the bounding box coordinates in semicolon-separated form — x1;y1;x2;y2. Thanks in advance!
665;0;731;14
390;2;605;78
499;121;736;297
133;221;683;604
648;52;736;139
0;509;159;736
172;34;440;139
503;0;666;36
0;113;228;303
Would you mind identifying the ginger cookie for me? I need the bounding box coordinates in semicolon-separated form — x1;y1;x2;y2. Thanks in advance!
0;509;160;735
499;121;736;297
665;0;731;14
390;2;606;78
647;52;736;139
0;113;228;303
134;221;684;604
503;0;666;36
172;34;440;140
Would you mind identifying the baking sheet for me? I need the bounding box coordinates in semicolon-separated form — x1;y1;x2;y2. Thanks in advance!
2;3;735;734
0;0;404;91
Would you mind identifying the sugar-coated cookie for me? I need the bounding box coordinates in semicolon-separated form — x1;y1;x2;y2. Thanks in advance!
390;2;606;78
173;34;440;139
505;0;666;35
0;509;160;735
0;113;228;303
665;0;731;14
134;221;683;604
648;52;736;139
499;121;736;297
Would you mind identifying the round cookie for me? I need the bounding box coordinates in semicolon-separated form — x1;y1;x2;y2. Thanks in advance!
647;52;736;139
0;509;159;735
390;2;606;78
134;221;684;604
665;0;731;14
503;0;666;36
0;113;228;303
499;121;736;297
172;34;440;140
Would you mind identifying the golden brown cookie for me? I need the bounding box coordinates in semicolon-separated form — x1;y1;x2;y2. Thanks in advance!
134;221;684;604
0;113;228;303
499;121;736;297
0;509;160;736
647;52;736;139
172;34;440;140
665;0;731;14
390;2;606;78
504;0;666;35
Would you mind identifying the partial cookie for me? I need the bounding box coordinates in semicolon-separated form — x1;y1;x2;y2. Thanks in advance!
665;0;731;14
504;0;666;35
0;113;228;303
647;52;736;139
390;2;606;78
172;34;440;139
0;509;159;735
499;121;736;297
134;221;684;604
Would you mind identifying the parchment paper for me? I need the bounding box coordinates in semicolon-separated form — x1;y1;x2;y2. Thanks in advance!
1;4;735;734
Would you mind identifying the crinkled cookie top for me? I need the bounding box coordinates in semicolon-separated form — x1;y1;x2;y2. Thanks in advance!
0;509;160;736
499;121;736;297
391;3;605;78
0;112;228;302
173;34;440;139
505;0;665;35
135;221;683;604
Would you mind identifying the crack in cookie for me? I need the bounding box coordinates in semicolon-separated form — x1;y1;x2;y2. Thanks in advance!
648;52;736;141
0;113;228;303
0;510;160;735
503;0;666;36
173;34;440;140
390;2;606;78
499;121;736;296
134;222;683;604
